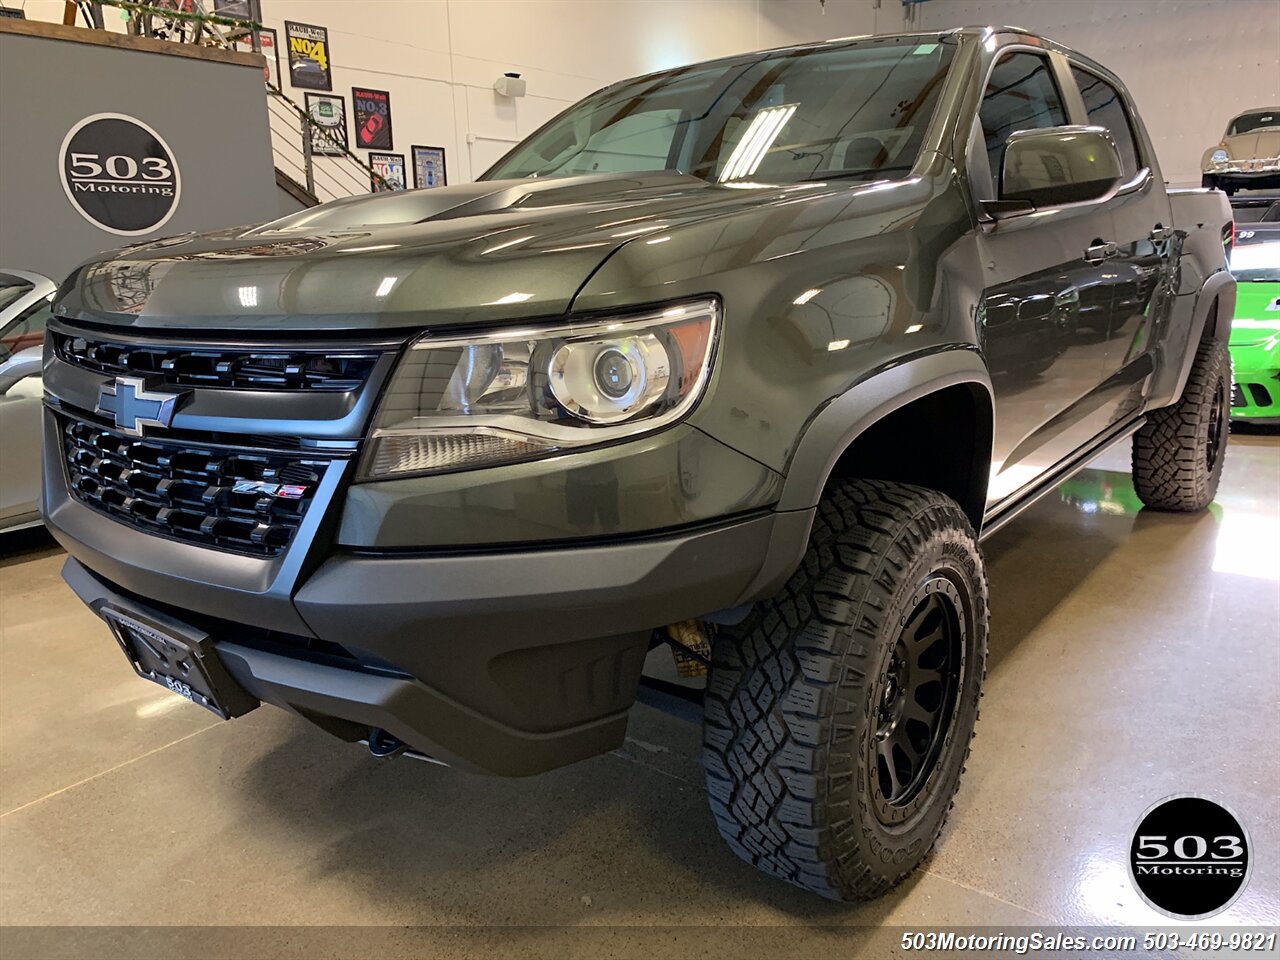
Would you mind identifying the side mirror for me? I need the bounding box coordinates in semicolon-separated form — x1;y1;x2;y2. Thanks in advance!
0;345;43;395
988;125;1124;216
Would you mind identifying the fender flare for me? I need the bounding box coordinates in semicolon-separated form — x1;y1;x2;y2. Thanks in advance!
777;347;993;512
1168;269;1235;406
1194;269;1235;343
736;348;993;604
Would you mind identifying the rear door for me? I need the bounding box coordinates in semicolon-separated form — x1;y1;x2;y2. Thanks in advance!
972;47;1121;508
1069;62;1175;426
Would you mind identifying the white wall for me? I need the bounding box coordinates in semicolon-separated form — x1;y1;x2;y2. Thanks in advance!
19;0;1277;188
909;0;1280;185
255;0;905;183
21;0;906;191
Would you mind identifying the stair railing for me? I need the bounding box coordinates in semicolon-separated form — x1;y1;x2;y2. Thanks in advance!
69;0;389;202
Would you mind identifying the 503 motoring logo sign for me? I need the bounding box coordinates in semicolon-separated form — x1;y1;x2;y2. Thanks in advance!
1129;795;1252;919
59;113;180;236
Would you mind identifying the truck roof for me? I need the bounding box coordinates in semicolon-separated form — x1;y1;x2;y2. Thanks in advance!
597;26;1096;93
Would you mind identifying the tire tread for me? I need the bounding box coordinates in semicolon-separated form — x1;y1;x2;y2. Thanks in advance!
701;479;988;900
1132;337;1230;511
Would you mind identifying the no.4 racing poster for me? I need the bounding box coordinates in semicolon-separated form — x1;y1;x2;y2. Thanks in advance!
285;21;332;91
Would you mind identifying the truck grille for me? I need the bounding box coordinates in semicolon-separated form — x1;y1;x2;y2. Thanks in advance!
53;332;378;391
60;417;325;557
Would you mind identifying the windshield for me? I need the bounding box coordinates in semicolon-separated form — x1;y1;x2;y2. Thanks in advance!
484;37;956;185
1229;111;1280;135
1229;238;1280;282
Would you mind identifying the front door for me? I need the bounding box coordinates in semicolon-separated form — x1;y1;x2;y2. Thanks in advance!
972;49;1120;509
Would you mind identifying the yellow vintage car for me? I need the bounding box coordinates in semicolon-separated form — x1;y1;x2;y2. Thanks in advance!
1202;108;1280;194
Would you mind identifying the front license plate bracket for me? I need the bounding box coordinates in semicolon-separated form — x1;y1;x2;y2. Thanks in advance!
100;603;259;720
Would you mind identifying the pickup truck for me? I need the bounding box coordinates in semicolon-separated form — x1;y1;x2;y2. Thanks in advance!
42;26;1234;901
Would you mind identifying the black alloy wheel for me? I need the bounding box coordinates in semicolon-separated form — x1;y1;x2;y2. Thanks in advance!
1206;379;1226;472
870;577;965;822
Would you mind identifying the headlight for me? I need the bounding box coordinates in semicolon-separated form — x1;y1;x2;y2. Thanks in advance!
1211;149;1229;163
359;298;719;479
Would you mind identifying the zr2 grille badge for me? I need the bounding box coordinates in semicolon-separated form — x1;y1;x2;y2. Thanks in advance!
231;481;310;500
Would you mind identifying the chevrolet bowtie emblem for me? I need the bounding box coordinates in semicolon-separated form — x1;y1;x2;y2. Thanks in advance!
95;376;187;436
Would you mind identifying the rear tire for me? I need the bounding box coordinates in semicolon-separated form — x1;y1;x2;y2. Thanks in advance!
1132;337;1231;511
701;479;988;901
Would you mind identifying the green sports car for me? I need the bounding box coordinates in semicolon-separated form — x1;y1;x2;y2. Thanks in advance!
1228;205;1280;424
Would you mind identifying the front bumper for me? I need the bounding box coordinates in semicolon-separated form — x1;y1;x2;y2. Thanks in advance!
1205;152;1280;174
1230;374;1280;422
1204;165;1280;188
1229;334;1280;422
62;557;632;775
53;483;805;775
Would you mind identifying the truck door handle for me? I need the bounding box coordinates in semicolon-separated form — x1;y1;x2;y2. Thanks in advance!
1085;240;1119;262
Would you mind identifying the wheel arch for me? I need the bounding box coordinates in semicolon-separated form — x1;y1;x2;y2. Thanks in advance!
1196;275;1234;342
776;348;993;523
737;349;993;604
1149;269;1236;410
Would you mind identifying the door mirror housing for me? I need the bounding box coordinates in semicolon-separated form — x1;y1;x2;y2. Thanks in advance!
0;346;43;395
993;125;1124;213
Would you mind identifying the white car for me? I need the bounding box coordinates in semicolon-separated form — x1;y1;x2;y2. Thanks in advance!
1201;108;1280;194
0;269;55;533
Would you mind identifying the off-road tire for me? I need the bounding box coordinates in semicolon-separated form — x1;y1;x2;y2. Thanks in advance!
701;479;989;901
1132;337;1231;511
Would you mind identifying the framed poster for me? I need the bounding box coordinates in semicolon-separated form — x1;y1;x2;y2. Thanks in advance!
370;153;407;192
285;21;332;91
412;145;447;189
212;0;251;15
304;94;347;156
236;27;281;89
352;88;394;150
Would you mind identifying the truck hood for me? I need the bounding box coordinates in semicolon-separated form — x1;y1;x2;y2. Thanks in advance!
54;171;819;333
1221;130;1280;160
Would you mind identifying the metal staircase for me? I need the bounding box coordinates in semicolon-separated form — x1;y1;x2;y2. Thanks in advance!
69;0;387;209
265;86;390;207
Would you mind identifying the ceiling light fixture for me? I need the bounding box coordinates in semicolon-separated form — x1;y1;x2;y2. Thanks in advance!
720;104;798;182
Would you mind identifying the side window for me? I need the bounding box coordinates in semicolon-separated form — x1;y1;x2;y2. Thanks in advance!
0;298;52;361
1071;66;1141;177
979;52;1068;186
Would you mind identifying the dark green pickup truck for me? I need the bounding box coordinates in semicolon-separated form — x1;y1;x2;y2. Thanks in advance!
43;26;1233;900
